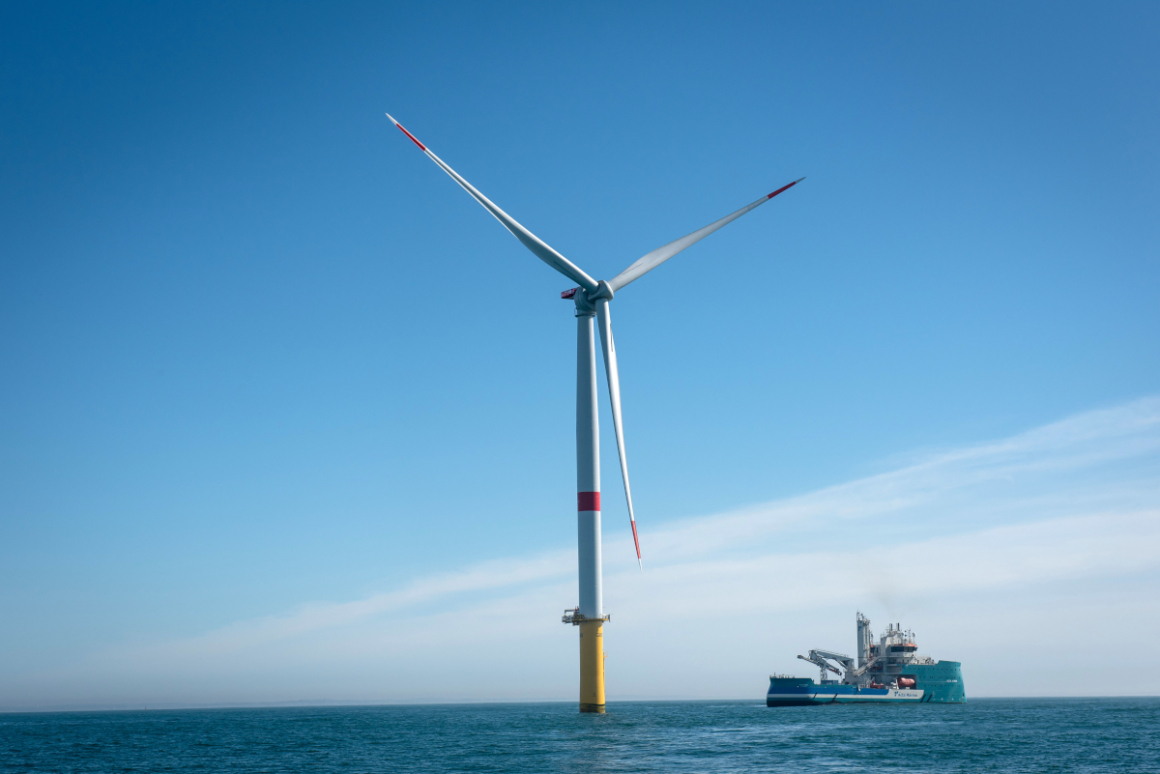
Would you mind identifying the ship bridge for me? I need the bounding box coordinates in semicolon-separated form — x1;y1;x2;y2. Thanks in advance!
799;613;935;689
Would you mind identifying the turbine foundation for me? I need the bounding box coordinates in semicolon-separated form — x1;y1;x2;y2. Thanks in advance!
563;608;609;713
579;620;605;713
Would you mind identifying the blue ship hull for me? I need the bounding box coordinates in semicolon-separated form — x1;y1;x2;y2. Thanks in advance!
767;662;965;706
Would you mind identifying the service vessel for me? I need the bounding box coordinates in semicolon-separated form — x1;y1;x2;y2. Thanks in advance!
766;613;965;706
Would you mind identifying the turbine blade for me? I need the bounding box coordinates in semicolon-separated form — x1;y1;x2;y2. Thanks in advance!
385;114;598;291
608;178;804;292
594;298;642;569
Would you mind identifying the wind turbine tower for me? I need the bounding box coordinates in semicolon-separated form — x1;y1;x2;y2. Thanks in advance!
385;114;802;712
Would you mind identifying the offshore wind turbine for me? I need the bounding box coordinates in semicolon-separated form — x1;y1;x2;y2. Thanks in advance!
385;113;802;713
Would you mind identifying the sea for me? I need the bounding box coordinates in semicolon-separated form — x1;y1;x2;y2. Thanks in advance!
2;698;1158;773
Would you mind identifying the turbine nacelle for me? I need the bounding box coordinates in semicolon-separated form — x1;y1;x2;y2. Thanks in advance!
570;288;595;317
564;283;614;317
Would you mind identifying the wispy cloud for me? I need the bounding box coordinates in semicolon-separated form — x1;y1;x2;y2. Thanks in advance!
604;395;1160;565
7;397;1160;707
134;549;576;660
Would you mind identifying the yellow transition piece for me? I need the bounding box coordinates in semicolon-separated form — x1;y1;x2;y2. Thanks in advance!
578;620;605;713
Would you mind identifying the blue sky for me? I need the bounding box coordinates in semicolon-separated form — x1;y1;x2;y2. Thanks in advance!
1;2;1158;709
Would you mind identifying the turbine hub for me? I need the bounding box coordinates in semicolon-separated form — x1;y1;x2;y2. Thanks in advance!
591;280;615;302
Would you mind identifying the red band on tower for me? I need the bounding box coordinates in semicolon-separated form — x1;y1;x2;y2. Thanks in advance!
578;491;601;511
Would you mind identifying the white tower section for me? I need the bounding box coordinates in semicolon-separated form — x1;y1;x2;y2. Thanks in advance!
575;310;602;620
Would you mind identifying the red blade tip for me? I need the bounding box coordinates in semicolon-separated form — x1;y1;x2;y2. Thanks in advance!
630;519;642;570
767;177;805;199
385;113;426;151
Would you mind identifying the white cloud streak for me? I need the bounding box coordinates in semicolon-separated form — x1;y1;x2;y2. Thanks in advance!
6;397;1159;707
